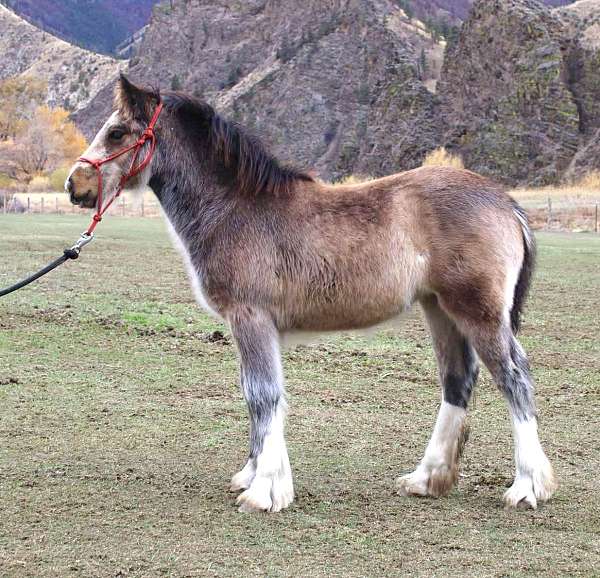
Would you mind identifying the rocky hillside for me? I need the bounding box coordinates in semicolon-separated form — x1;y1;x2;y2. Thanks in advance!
409;0;573;24
74;0;591;185
67;0;600;185
439;0;580;185
78;0;446;180
440;0;599;185
0;4;122;112
559;0;600;180
0;0;160;55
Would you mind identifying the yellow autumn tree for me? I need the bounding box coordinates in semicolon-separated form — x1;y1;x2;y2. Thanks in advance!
10;105;87;183
0;76;46;141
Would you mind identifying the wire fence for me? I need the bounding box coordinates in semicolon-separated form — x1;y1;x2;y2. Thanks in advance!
518;197;599;234
1;190;599;233
1;191;163;218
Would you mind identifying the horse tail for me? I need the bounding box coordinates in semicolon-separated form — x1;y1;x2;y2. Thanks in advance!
510;202;536;334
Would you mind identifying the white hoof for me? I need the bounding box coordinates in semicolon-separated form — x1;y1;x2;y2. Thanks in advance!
237;477;273;512
504;462;557;510
236;468;294;513
396;470;429;497
230;459;256;492
396;463;457;498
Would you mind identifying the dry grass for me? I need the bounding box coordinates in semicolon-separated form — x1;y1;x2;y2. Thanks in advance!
0;215;599;577
422;147;464;169
330;174;372;186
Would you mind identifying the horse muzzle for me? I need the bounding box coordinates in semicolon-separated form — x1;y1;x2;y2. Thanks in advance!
66;165;98;209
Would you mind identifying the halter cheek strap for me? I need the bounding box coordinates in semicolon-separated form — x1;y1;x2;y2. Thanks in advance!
78;102;163;236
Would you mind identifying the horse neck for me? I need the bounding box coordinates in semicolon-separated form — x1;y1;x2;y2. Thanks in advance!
148;144;236;248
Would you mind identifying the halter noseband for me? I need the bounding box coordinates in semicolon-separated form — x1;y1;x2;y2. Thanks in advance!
78;102;164;236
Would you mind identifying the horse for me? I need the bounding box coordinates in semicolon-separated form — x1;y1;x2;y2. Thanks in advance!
66;75;556;513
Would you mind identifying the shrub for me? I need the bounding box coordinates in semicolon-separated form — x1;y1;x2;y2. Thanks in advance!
334;174;372;185
49;167;70;192
28;175;51;193
422;147;464;169
0;173;18;189
574;170;600;189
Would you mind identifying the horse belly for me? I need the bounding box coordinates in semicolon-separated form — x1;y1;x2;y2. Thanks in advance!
282;251;427;333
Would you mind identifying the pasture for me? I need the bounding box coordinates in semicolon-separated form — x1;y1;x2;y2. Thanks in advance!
1;214;599;577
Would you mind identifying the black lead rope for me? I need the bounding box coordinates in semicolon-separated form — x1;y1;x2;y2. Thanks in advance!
0;232;94;297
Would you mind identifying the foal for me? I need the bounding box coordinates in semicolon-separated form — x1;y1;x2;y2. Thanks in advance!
67;76;556;512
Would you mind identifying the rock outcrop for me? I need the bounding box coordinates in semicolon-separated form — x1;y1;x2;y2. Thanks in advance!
560;0;600;179
438;0;580;185
0;4;123;112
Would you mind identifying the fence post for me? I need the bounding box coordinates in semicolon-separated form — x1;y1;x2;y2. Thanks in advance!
27;196;31;212
546;197;552;229
2;193;6;214
55;196;59;214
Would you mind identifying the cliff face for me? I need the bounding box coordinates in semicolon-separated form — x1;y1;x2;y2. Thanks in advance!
559;0;600;179
438;0;580;185
0;4;122;112
83;0;444;180
71;0;592;185
438;0;599;185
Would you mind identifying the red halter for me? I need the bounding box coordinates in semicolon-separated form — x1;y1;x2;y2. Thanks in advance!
78;102;163;236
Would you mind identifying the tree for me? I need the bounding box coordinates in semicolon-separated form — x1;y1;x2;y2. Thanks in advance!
9;106;87;183
0;76;46;141
170;74;182;91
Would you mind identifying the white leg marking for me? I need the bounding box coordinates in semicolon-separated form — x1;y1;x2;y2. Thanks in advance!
236;403;294;513
504;416;556;509
397;401;467;497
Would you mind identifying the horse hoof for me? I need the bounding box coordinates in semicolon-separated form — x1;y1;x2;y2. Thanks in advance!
396;464;456;498
235;473;294;513
396;472;429;497
503;466;557;510
236;478;273;513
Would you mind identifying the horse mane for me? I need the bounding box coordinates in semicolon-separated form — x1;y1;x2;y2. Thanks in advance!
162;92;314;197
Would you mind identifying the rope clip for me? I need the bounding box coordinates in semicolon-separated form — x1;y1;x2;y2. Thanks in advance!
69;231;94;256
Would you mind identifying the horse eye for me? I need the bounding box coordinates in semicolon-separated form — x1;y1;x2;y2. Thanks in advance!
108;129;126;141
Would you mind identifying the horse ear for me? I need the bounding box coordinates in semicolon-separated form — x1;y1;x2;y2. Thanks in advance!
116;74;156;120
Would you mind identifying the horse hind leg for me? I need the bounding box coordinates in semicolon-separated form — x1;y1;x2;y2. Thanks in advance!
475;328;556;508
397;294;479;498
435;276;556;509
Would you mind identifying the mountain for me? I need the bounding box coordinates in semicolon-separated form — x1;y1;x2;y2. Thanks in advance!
77;0;446;180
440;0;599;185
0;0;160;55
72;0;595;185
0;4;122;112
408;0;574;22
2;0;590;184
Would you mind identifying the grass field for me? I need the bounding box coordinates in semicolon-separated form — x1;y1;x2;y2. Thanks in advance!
1;215;599;577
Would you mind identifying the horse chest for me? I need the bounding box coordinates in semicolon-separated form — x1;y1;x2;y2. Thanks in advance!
164;220;222;318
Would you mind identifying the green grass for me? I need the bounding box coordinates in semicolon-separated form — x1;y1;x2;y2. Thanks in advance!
1;215;599;577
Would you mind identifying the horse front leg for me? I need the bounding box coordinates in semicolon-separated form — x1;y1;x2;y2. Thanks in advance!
228;307;294;513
